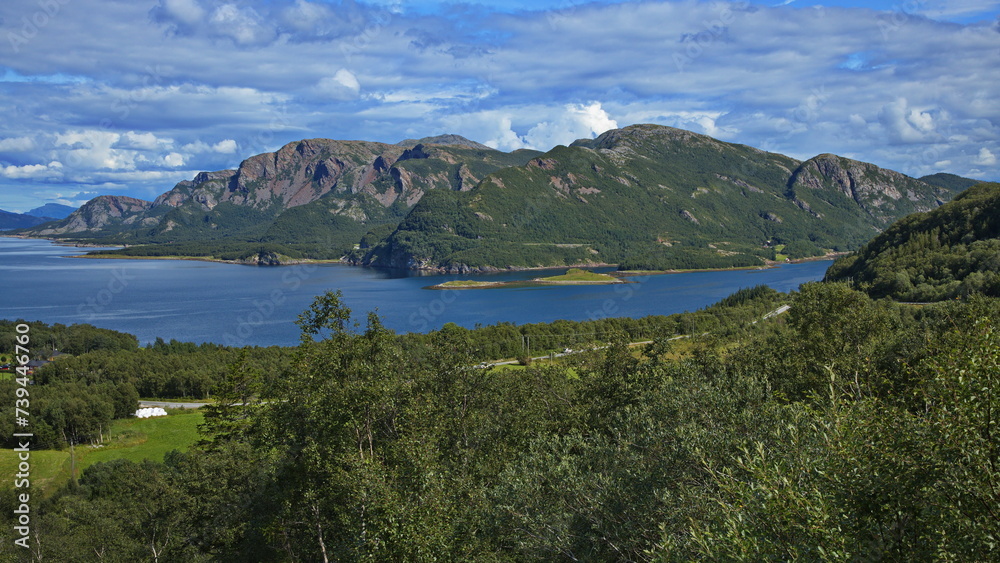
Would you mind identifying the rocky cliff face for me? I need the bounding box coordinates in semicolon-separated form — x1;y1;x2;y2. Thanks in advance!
788;154;949;225
22;135;531;242
31;196;154;235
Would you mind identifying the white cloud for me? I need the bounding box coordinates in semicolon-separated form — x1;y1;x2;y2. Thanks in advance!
521;102;618;150
209;3;273;45
878;98;937;144
162;152;186;167
119;131;173;151
212;139;238;154
316;70;361;100
181;138;241;154
2;161;63;179
975;147;997;166
56;130;138;170
0;137;36;152
444;103;617;152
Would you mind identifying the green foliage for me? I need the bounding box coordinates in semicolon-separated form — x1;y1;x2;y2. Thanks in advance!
919;172;981;192
827;182;1000;300
9;286;1000;560
618;245;766;270
0;320;137;356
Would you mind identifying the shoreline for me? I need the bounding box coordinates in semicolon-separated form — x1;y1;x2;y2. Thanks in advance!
68;253;345;266
3;235;841;272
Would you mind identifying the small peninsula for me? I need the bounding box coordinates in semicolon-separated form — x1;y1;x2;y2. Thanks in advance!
428;268;627;290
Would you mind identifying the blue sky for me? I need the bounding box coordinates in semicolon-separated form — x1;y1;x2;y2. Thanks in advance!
0;0;998;212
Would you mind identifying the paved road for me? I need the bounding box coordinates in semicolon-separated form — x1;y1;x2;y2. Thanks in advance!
488;333;696;367
139;400;210;409
489;304;792;367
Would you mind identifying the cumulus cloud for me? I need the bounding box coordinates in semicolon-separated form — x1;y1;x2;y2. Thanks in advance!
522;102;618;149
878;98;937;144
119;131;173;151
181;138;240;155
2;162;64;179
975;147;997;166
458;102;618;152
316;70;362;100
162;152;186;167
56;130;137;170
0;137;36;152
2;0;1000;210
212;139;238;154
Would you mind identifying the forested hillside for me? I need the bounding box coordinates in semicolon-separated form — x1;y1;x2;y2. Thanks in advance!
826;182;1000;300
355;125;954;272
2;285;998;560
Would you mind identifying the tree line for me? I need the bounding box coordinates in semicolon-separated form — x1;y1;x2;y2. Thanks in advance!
1;284;997;560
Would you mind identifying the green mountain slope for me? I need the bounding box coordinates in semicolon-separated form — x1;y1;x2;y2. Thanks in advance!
356;124;954;272
919;172;982;192
825;182;1000;301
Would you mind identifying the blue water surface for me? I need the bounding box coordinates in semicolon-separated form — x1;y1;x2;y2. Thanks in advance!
0;238;832;346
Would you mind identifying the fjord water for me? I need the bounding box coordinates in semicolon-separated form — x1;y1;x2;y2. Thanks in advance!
0;238;831;347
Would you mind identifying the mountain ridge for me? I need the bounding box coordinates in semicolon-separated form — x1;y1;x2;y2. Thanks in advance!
0;209;56;231
10;125;973;269
354;124;960;272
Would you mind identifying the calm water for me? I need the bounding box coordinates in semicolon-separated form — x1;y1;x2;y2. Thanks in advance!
0;238;832;346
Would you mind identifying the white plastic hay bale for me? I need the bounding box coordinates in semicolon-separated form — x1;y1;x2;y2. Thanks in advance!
134;407;169;418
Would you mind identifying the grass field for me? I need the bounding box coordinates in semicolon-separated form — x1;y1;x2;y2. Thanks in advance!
80;410;204;468
0;409;205;496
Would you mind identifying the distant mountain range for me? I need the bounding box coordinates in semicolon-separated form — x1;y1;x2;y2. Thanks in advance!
0;203;77;230
25;203;77;219
9;125;984;269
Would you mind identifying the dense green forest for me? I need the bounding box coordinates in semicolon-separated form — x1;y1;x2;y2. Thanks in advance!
2;282;998;560
826;182;1000;300
0;290;781;453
